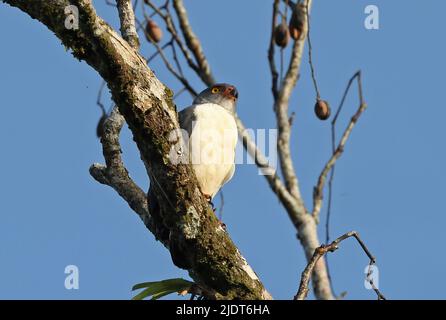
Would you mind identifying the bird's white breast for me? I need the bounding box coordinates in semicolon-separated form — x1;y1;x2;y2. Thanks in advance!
187;103;238;198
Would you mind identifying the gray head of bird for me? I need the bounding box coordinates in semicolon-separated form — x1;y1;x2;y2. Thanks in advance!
193;83;239;114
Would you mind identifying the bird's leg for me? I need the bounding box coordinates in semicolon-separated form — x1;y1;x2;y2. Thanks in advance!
203;193;215;211
203;193;226;230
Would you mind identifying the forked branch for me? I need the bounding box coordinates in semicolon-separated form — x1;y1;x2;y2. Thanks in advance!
312;71;367;222
294;231;386;300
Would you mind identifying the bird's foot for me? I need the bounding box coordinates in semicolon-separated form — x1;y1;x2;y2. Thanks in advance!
203;193;226;230
203;193;215;210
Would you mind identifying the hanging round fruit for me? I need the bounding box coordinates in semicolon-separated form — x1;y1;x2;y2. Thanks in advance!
289;3;305;40
145;19;163;43
314;99;331;120
274;23;290;48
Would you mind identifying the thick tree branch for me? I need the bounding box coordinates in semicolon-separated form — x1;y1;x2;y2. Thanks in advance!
3;0;271;300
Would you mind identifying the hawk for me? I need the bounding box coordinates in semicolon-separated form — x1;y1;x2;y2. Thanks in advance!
178;83;239;200
148;84;239;233
147;83;238;259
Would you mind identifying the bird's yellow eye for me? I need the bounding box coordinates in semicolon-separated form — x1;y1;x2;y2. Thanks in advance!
211;87;220;94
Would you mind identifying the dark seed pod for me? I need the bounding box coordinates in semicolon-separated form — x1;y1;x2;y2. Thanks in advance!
274;23;290;48
96;114;107;138
314;99;331;120
145;19;163;43
289;4;305;40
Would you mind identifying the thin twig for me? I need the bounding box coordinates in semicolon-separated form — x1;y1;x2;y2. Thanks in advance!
305;0;320;99
145;0;205;84
279;0;288;84
234;116;300;219
172;87;187;100
96;80;107;116
268;0;280;100
283;0;296;9
147;41;172;63
294;231;386;300
138;18;198;96
171;41;184;77
312;71;366;222
323;71;364;296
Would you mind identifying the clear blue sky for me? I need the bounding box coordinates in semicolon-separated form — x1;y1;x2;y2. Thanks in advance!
0;0;444;299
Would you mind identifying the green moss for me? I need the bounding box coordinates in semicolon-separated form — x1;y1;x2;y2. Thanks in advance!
164;87;176;113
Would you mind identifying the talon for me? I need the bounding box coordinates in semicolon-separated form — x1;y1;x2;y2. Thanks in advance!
203;193;215;209
203;193;212;201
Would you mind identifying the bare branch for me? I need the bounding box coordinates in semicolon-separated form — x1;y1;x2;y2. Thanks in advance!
146;40;171;62
294;231;386;300
312;71;366;222
91;0;156;239
282;0;296;9
324;72;366;296
268;0;280;100
96;80;107;115
235;115;300;218
137;17;198;96
270;0;337;300
305;0;320;99
274;0;312;204
89;107;156;236
117;0;140;49
172;0;215;85
144;0;204;83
